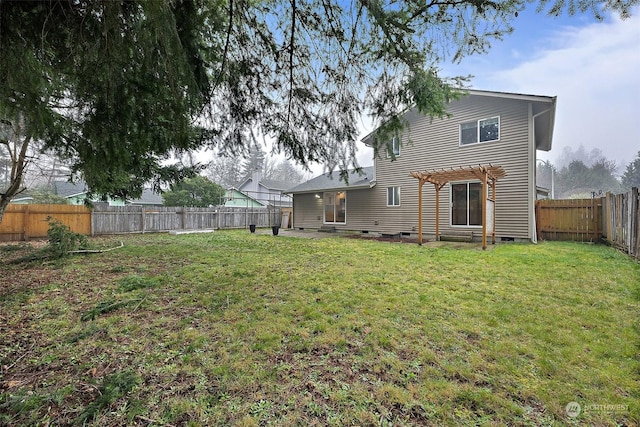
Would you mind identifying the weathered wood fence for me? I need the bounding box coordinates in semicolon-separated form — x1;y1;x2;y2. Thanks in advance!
602;188;639;259
536;188;640;259
0;205;285;241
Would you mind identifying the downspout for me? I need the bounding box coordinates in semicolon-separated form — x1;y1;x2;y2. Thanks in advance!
530;106;553;244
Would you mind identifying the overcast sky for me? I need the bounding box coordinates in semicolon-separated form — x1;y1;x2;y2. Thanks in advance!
354;5;640;172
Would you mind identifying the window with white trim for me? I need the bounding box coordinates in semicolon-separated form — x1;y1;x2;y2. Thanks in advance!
460;117;500;145
386;136;400;157
451;182;482;226
387;186;400;206
324;191;346;224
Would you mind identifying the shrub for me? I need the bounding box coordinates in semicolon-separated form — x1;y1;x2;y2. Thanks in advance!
45;217;88;259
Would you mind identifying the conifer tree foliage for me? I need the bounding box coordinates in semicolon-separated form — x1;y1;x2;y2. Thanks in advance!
621;152;640;189
0;0;636;221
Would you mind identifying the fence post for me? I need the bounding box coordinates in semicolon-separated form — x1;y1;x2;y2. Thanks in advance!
631;187;640;259
141;208;146;234
23;204;30;241
632;188;638;258
535;200;540;242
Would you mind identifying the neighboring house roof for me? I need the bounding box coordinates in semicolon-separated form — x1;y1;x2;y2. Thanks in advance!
238;177;293;192
224;188;268;207
128;188;163;206
9;196;33;204
259;179;293;191
53;181;88;198
287;166;374;194
53;181;162;205
361;89;556;152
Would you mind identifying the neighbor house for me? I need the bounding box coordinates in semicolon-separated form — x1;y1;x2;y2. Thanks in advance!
224;188;268;208
238;171;293;207
287;89;556;242
10;181;164;207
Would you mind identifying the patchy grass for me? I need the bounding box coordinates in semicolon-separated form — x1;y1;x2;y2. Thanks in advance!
1;231;638;426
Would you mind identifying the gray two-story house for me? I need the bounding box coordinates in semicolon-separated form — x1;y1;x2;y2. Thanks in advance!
287;89;556;242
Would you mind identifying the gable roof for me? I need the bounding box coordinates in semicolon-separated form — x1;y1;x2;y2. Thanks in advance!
224;188;269;207
238;177;293;192
361;89;556;151
52;181;162;205
287;166;374;194
54;181;88;198
128;188;163;205
259;179;293;191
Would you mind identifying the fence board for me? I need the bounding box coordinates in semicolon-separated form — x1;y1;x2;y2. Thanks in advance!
1;204;283;241
603;188;640;259
0;204;91;241
536;198;602;242
90;206;281;235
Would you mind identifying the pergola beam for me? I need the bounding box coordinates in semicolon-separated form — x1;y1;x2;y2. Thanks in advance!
410;165;506;249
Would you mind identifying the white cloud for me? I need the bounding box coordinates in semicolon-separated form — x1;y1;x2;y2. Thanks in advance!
479;9;640;168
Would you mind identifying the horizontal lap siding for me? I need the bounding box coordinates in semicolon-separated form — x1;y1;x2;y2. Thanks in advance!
293;190;375;230
293;193;323;228
372;95;533;239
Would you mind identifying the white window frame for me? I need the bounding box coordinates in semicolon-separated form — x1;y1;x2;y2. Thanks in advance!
323;191;347;224
450;181;484;228
386;136;400;158
387;186;401;207
459;116;500;146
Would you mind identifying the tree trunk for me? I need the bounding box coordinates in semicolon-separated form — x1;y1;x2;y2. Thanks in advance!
0;116;31;226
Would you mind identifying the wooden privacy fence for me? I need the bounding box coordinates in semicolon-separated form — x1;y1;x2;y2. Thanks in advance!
92;206;280;234
535;198;602;242
0;205;284;241
0;204;91;241
536;188;640;259
602;188;640;259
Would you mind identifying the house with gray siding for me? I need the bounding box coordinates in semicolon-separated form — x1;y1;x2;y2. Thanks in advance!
238;170;293;207
287;89;557;242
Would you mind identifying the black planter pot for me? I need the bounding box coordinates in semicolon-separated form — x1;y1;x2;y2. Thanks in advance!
271;226;280;236
249;224;256;233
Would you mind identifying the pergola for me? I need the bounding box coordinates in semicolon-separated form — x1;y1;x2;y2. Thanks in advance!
409;165;507;249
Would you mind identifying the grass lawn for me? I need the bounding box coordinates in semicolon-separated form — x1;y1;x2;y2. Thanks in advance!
1;231;638;426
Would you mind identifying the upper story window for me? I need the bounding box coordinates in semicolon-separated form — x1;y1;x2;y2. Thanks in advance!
460;117;500;146
386;136;400;157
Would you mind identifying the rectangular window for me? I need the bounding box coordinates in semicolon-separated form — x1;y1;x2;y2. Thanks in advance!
451;182;483;226
386;136;400;157
387;186;400;206
324;191;346;224
460;117;500;145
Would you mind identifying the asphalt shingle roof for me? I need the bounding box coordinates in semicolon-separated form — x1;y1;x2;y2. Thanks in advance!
53;181;88;197
260;179;293;191
52;181;163;205
286;166;374;194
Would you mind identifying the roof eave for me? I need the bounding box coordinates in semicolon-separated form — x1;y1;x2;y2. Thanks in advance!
534;97;557;152
287;184;372;195
361;89;557;147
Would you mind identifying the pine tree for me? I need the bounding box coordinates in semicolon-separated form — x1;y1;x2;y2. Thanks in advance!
1;0;634;223
621;152;640;189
